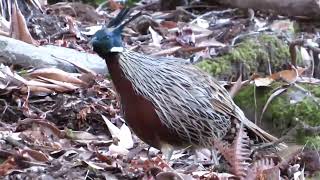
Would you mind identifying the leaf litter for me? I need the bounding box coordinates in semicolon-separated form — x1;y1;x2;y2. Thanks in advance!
0;0;320;179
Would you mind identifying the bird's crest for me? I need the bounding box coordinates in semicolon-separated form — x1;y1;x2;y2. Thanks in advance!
91;8;141;55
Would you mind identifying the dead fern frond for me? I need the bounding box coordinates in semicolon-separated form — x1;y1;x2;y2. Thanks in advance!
246;158;277;180
213;123;251;178
231;123;251;178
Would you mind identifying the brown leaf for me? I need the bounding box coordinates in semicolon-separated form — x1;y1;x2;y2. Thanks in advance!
156;171;185;180
20;85;54;95
253;67;306;86
25;80;70;92
229;75;242;98
109;0;123;11
151;46;181;56
78;106;91;122
160;21;177;29
37;76;79;91
18;118;65;138
95;149;113;165
257;167;280;180
65;130;98;140
21;149;49;162
10;1;38;45
253;77;274;87
29;68;85;85
270;67;306;84
0;157;17;176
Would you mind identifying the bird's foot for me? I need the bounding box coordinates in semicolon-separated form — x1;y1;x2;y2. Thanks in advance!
160;143;174;161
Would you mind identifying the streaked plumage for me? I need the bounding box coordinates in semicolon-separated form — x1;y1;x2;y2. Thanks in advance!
91;9;280;157
117;49;277;146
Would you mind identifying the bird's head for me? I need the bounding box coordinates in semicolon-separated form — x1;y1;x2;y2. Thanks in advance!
91;27;123;57
91;9;140;58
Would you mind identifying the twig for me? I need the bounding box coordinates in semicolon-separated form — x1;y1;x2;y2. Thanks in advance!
0;99;8;120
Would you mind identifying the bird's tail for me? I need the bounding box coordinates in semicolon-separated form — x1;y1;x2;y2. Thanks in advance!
235;108;287;149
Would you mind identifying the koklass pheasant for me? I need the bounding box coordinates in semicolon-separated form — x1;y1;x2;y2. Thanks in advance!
91;9;279;158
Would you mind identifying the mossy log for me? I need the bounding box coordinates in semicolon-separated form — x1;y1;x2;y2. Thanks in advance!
197;34;292;80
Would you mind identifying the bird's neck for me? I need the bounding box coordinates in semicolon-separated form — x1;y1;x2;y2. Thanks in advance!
104;52;130;97
104;52;122;81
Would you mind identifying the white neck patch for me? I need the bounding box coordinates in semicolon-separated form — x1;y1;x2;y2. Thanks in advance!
110;47;124;52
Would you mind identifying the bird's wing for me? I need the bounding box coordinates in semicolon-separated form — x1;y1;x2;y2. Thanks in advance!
189;66;280;142
120;51;232;146
120;50;279;146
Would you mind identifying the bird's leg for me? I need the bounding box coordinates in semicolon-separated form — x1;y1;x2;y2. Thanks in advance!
160;143;174;161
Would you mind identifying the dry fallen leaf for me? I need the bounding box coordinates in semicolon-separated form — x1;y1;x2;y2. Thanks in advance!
37;76;79;91
160;21;177;29
229;75;242;98
25;80;69;92
29;68;85;85
0;157;17;176
253;67;305;86
270;67;306;84
108;144;129;156
81;160;105;170
18;118;64;138
270;19;294;33
21;149;50;162
20;85;54;95
149;26;163;47
102;115;133;149
253;77;274;87
109;0;123;11
151;46;181;56
10;1;38;45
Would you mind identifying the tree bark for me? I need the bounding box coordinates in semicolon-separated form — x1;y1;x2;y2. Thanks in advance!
218;0;320;19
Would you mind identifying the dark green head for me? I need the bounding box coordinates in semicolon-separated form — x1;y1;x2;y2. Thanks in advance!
91;9;141;58
91;27;124;58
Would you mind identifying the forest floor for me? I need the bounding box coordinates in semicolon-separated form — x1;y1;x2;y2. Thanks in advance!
0;0;320;179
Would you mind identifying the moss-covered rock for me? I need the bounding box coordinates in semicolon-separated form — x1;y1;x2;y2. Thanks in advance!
234;82;320;147
197;34;291;80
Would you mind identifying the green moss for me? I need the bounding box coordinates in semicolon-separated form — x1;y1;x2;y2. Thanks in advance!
305;83;320;97
197;34;290;78
197;60;231;78
234;82;320;145
233;85;271;121
302;136;320;149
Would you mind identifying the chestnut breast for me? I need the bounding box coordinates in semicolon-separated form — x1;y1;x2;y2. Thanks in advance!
106;54;186;149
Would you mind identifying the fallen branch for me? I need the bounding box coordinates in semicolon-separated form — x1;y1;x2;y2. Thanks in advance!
218;0;320;19
0;35;107;74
